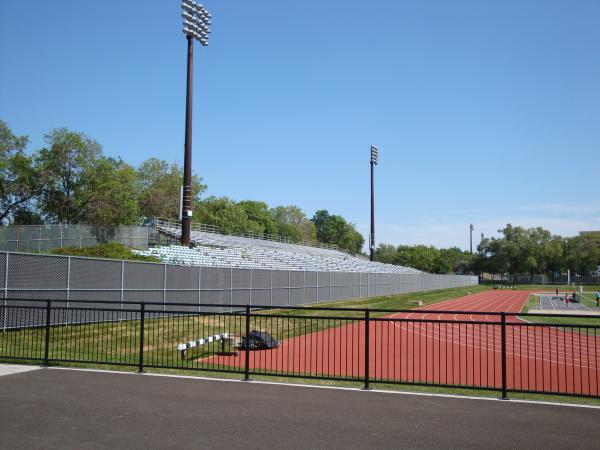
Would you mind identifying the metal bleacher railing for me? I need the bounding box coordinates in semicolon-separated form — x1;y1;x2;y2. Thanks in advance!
153;218;343;252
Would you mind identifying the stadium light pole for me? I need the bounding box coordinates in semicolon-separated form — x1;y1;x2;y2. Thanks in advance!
370;146;379;261
470;224;474;254
180;0;212;246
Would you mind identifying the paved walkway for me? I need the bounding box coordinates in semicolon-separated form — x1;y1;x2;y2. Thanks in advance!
0;364;40;377
1;368;599;449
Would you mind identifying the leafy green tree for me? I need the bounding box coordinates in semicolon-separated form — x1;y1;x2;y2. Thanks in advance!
36;128;102;223
238;201;278;235
311;209;364;253
528;227;564;275
11;207;44;225
137;157;206;220
395;245;440;273
566;232;600;276
79;158;139;226
437;247;469;274
0;121;40;224
194;197;263;235
374;243;398;264
272;205;316;242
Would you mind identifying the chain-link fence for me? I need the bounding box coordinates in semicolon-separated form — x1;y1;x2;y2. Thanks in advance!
0;225;149;252
0;251;478;329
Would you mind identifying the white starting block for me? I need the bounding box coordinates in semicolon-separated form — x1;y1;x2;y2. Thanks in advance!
177;333;229;359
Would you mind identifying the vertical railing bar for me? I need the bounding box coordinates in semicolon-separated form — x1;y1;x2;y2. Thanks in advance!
500;312;507;399
65;256;71;325
3;253;8;332
138;302;145;373
364;308;370;390
44;299;51;366
244;305;251;381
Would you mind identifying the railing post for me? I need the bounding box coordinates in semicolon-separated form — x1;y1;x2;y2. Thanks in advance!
244;305;251;381
138;302;145;373
364;308;370;390
44;300;51;366
3;253;9;332
500;312;508;399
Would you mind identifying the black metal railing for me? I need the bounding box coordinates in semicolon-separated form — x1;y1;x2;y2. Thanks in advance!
1;299;599;399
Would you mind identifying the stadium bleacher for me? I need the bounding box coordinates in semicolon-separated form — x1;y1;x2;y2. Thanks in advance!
134;220;421;274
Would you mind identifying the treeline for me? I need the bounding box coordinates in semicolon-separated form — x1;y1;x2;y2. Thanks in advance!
473;225;600;278
375;244;472;274
375;225;600;276
0;121;364;253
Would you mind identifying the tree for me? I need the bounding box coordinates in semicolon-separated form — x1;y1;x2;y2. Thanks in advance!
36;128;102;223
137;157;206;220
374;243;398;265
395;245;440;273
79;158;139;226
437;247;469;274
272;205;316;242
311;210;364;253
0;121;40;224
238;201;278;236
194;197;262;235
566;232;600;276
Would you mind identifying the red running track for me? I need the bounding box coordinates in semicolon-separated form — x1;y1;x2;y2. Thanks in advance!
207;290;600;396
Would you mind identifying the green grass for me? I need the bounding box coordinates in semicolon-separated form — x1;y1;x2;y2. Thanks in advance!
579;292;600;308
520;293;539;314
50;243;160;262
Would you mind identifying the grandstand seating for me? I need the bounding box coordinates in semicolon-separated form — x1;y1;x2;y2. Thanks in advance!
135;221;421;274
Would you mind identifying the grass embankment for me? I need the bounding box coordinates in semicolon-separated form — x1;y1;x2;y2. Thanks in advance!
50;243;160;262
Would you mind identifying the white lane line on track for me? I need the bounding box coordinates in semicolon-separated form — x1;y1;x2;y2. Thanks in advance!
384;292;600;369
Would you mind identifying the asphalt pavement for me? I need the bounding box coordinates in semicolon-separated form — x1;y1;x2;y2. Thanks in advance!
1;368;599;449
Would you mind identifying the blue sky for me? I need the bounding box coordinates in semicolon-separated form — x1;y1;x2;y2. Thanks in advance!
1;0;599;250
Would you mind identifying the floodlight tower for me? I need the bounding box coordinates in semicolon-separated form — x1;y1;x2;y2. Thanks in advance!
180;0;212;246
370;146;379;261
470;224;474;254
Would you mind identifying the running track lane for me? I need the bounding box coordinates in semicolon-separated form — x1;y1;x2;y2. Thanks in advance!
206;291;600;396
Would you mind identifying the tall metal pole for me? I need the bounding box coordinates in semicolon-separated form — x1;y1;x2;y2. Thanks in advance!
469;224;474;254
182;35;194;246
370;159;375;261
